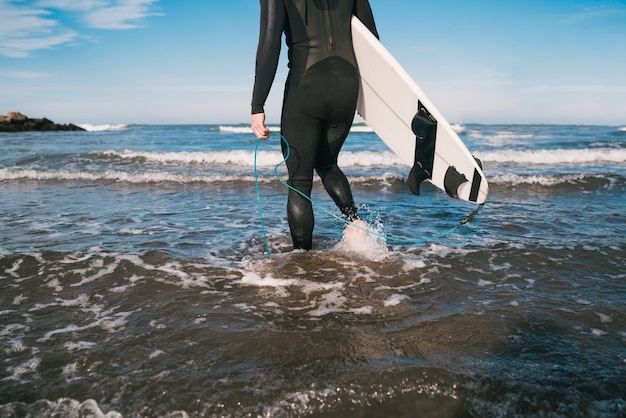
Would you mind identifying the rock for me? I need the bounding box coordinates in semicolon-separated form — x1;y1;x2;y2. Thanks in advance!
0;112;86;132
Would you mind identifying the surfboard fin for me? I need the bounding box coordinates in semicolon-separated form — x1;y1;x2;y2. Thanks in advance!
408;102;437;196
407;162;430;195
444;166;468;199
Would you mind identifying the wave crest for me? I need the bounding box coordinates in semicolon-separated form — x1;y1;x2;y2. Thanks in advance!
79;124;128;132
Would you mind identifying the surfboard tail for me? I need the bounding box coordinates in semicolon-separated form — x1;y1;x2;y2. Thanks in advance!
408;103;483;202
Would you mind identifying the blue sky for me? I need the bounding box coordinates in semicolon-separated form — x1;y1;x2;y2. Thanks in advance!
1;0;625;125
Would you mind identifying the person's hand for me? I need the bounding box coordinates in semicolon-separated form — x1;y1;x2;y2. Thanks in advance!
251;113;270;139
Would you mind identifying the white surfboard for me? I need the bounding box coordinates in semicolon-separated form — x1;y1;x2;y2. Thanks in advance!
352;17;488;204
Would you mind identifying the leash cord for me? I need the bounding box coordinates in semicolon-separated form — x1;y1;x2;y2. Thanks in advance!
254;139;273;259
254;133;483;258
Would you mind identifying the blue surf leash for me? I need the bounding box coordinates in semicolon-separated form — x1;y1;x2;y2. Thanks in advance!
254;138;273;259
254;133;483;259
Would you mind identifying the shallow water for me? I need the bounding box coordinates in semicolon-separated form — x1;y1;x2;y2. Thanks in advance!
1;124;625;417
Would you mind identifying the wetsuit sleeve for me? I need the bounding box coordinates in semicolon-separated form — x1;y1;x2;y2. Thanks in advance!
251;0;286;114
354;0;379;39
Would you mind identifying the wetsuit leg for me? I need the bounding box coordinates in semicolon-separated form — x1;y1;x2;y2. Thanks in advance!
281;57;360;250
315;123;359;222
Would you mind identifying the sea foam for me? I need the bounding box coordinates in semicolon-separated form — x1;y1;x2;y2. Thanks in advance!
79;124;128;132
0;167;254;184
478;148;626;165
98;147;626;168
334;220;389;262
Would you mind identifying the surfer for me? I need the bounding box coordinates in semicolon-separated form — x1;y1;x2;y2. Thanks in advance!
251;0;379;250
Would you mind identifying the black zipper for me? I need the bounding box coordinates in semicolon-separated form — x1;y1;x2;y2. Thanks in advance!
326;0;335;49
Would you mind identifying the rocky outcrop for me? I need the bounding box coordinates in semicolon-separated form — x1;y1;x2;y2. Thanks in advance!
0;112;86;132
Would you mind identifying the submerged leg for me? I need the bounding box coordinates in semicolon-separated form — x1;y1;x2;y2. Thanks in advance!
286;179;314;250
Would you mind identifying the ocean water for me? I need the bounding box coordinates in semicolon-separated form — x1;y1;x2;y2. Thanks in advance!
0;123;625;417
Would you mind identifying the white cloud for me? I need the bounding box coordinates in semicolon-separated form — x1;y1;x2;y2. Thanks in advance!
36;0;161;30
0;1;77;57
0;0;160;57
36;0;108;11
81;0;160;30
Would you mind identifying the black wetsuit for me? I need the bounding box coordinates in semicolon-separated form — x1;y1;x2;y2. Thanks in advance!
252;0;378;250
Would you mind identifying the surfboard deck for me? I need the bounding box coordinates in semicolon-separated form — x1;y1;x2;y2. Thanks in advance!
351;16;488;204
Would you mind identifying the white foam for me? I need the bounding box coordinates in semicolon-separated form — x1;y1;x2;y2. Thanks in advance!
468;130;538;146
478;148;626;165
119;228;144;235
46;278;63;292
60;254;218;291
5;399;122;418
0;310;16;316
36;302;134;342
239;270;344;296
338;151;403;167
307;290;347;317
0;323;30;337
97;311;134;333
12;294;28;305
101;149;259;166
451;123;465;134
78;399;123;418
64;341;97;351
5;259;23;278
149;320;166;330
239;255;387;317
15;145;617;187
1;399;122;418
149;349;165;359
334;220;389;262
70;260;118;287
59;294;91;307
383;294;409;307
241;272;300;288
0;167;255;184
6;356;41;379
109;285;129;293
420;243;474;258
39;324;92;342
492;173;587;186
3;338;28;354
102;149;404;168
79;123;128;132
59;253;95;264
402;260;427;271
